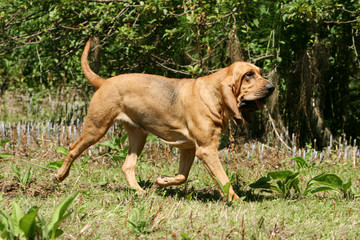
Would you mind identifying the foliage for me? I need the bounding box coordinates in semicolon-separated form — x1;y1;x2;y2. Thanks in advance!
46;147;88;170
96;135;129;162
0;140;12;159
127;207;151;235
305;173;354;199
0;192;79;240
249;168;354;199
214;177;244;206
293;156;316;169
11;163;32;185
249;170;300;198
0;134;359;238
0;0;360;144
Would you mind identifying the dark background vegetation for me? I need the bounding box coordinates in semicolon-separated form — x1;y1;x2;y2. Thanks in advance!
1;0;360;148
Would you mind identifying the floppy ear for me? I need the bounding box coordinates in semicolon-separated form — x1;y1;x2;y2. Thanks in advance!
221;79;243;126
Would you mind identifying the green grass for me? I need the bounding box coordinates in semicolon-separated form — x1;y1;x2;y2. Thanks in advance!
1;139;360;239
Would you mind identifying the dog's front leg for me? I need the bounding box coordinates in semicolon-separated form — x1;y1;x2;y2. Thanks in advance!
196;146;239;201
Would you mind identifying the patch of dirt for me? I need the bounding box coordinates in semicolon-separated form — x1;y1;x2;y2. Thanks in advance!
0;180;57;198
0;181;19;195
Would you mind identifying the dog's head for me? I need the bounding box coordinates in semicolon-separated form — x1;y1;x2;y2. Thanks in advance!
222;62;275;125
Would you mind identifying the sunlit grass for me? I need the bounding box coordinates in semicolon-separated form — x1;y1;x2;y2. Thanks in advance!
1;137;360;239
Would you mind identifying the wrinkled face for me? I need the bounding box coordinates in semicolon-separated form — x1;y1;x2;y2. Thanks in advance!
232;62;275;112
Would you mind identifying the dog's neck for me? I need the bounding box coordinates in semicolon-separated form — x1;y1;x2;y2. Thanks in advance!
194;67;233;129
198;67;229;84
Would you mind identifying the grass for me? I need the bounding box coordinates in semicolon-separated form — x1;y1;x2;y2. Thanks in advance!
1;90;360;239
1;138;360;239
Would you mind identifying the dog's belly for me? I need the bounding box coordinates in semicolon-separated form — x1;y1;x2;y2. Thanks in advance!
160;139;195;149
115;112;195;149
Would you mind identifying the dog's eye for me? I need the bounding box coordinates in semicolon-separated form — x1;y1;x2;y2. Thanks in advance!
245;71;254;77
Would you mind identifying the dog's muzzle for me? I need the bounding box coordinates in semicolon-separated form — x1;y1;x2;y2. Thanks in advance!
239;83;275;112
264;83;275;96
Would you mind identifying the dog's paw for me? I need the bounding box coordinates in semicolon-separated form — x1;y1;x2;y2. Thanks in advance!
135;189;147;195
155;175;171;187
52;174;60;183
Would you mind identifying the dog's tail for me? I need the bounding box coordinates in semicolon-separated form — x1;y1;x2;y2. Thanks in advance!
81;39;106;89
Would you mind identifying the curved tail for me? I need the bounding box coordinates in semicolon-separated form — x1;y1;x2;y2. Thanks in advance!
81;39;106;89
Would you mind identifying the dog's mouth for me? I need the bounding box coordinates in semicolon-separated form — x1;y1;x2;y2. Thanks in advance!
239;98;267;112
238;98;268;124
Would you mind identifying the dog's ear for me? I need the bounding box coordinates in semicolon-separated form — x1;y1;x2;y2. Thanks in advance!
221;78;243;126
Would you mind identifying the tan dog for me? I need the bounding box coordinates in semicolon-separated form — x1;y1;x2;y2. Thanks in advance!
55;39;274;200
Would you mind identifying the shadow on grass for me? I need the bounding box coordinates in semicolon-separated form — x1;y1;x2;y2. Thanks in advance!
139;179;274;203
97;178;273;203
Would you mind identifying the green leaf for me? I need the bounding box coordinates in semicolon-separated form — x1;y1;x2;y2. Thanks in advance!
19;207;39;239
55;147;69;156
249;177;271;189
310;174;343;188
10;202;24;237
310;186;336;194
120;134;128;145
269;185;282;194
46;161;65;170
267;170;294;180
253;18;259;27
80;156;89;167
22;168;31;184
342;179;351;191
48;191;79;238
214;177;226;196
286;172;300;182
223;181;231;196
292;157;309;168
0;140;10;147
98;140;116;149
11;163;21;177
0;153;12;159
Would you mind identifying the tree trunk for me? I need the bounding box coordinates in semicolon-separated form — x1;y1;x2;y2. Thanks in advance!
294;43;332;147
91;36;102;74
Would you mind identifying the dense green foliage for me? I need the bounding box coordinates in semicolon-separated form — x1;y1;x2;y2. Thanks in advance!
1;0;360;146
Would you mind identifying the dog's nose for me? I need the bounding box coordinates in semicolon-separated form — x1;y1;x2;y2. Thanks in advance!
265;83;275;94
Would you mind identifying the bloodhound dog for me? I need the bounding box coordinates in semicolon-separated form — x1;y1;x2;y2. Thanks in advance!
55;39;274;200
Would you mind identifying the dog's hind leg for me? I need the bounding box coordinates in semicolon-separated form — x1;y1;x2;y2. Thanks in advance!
55;120;113;182
55;91;116;182
155;148;195;187
121;124;148;193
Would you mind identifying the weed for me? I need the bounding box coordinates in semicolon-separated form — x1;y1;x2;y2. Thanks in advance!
0;192;79;239
304;173;355;199
11;163;32;185
0;140;12;159
249;170;300;198
46;147;88;170
215;178;244;206
127;207;151;234
181;233;192;240
250;170;355;199
96;136;128;162
293;156;315;169
54;147;68;156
